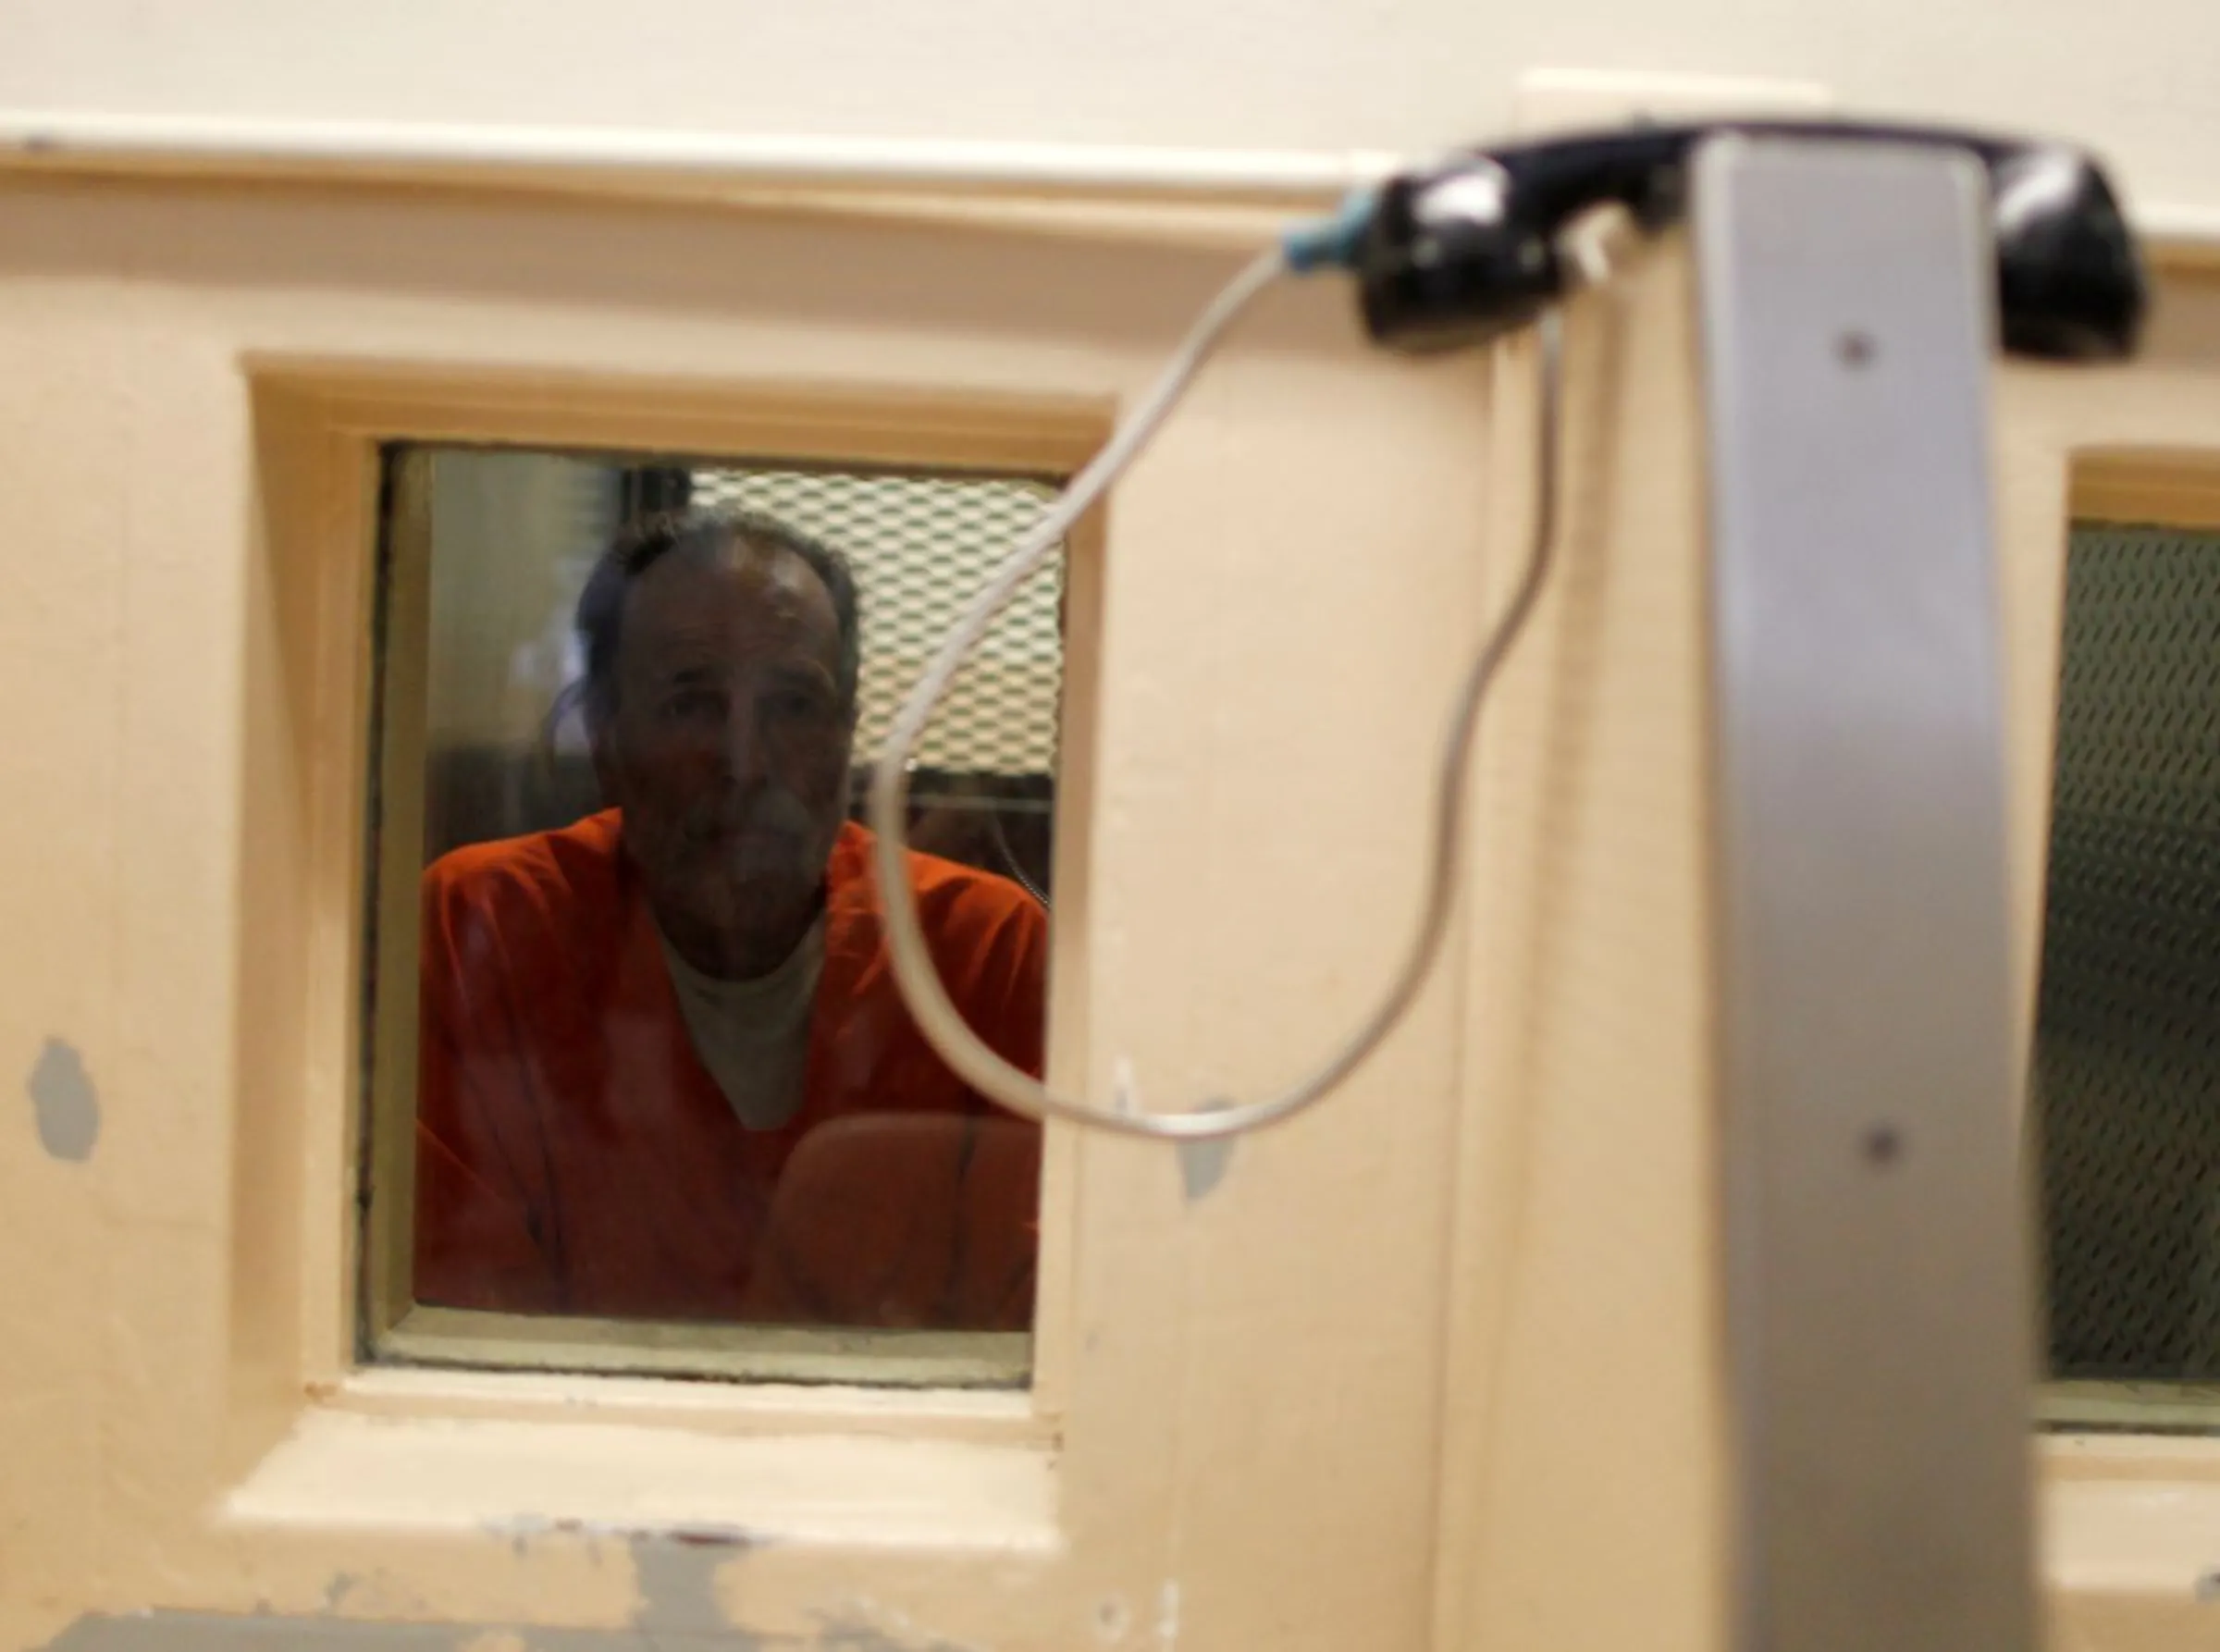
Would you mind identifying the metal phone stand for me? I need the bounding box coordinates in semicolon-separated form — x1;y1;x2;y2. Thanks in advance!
1696;133;2042;1651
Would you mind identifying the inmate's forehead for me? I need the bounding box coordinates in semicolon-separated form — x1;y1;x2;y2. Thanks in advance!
617;540;841;686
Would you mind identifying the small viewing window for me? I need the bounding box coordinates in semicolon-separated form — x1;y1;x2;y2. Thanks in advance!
2038;515;2220;1425
361;444;1066;1386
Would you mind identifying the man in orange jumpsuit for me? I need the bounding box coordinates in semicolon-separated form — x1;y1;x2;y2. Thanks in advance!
413;508;1046;1330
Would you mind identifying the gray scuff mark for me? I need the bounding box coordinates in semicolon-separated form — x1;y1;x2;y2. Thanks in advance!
29;1036;100;1162
319;1570;436;1621
31;1607;987;1651
1176;1138;1232;1203
40;1531;780;1651
2197;1568;2220;1602
39;1612;783;1649
323;1573;366;1613
1175;1102;1234;1203
631;1533;749;1639
43;1619;524;1650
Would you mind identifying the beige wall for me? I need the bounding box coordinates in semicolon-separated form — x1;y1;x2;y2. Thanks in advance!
3;0;2219;223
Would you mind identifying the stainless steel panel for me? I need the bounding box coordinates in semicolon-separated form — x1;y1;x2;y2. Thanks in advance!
1694;135;2036;1652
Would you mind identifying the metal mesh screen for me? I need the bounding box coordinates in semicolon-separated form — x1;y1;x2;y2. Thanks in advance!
2038;522;2220;1380
691;466;1064;776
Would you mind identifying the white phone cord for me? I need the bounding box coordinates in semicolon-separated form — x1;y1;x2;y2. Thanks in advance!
867;247;1563;1143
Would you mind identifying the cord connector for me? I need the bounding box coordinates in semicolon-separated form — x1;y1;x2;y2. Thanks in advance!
1281;187;1379;274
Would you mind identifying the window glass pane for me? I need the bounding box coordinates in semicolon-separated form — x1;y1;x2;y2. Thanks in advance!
370;445;1062;1382
2038;521;2220;1391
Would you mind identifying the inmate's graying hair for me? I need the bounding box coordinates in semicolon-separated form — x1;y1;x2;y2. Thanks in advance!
574;506;862;724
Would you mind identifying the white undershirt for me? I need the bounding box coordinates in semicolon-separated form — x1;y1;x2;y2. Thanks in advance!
655;916;825;1131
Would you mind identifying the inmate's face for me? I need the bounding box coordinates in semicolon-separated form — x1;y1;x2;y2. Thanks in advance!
593;541;855;975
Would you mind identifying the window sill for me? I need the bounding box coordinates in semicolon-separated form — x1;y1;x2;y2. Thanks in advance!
376;1303;1032;1389
2042;1434;2220;1602
227;1400;1060;1550
321;1361;1048;1442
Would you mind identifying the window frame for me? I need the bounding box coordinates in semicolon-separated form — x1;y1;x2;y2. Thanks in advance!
2023;450;2220;1638
255;364;1107;1422
2032;464;2220;1434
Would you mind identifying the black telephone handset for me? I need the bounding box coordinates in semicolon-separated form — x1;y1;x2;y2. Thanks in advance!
1355;121;2147;363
